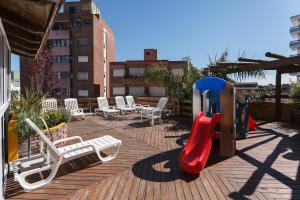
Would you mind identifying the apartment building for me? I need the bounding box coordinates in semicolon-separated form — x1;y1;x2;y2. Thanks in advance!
20;0;115;97
290;14;300;85
110;49;187;97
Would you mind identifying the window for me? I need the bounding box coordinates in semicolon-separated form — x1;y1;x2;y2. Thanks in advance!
48;40;70;48
149;87;166;97
52;22;67;30
69;6;76;14
62;88;71;97
78;56;88;63
54;71;70;80
83;19;92;25
129;68;144;77
78;90;89;97
129;87;145;96
113;69;125;77
113;87;125;95
77;72;88;80
171;68;184;77
73;19;82;27
77;39;88;46
52;56;70;63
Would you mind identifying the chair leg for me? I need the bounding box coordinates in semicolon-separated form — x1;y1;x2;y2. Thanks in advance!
14;159;62;191
96;144;120;162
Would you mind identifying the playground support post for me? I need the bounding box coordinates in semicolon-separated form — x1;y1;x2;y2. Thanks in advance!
220;82;236;157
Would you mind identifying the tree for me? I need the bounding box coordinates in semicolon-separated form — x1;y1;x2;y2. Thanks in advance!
206;50;265;81
29;50;54;95
144;57;203;99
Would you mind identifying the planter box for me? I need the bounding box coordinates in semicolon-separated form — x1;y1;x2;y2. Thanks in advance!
18;122;68;158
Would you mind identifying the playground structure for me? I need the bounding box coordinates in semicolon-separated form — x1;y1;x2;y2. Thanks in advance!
178;77;257;174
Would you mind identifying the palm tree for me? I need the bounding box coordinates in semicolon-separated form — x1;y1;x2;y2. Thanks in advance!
206;50;265;81
144;57;203;99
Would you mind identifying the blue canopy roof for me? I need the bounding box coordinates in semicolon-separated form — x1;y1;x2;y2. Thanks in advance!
195;77;227;95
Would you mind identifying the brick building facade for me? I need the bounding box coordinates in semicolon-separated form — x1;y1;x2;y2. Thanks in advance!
20;0;115;98
109;49;187;97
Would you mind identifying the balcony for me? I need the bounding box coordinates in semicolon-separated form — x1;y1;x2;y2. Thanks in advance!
290;40;300;50
290;26;300;38
291;14;300;26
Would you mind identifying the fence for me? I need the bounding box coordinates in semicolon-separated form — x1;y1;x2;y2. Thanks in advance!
56;97;181;116
55;97;298;122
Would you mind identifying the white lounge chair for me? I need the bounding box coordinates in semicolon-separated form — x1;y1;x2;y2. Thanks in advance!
42;98;57;112
95;97;120;117
64;98;85;120
12;118;121;191
126;96;149;111
115;96;135;114
141;107;162;126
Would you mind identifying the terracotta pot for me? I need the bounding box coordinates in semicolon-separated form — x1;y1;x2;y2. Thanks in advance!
18;122;68;158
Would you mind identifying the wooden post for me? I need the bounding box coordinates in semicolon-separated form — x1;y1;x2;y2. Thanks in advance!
275;70;282;121
220;82;235;157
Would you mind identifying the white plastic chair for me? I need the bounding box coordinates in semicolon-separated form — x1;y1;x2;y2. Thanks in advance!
141;107;162;126
156;97;171;117
42;98;57;112
12;118;122;191
115;96;135;114
64;98;85;120
126;96;150;112
95;97;120;117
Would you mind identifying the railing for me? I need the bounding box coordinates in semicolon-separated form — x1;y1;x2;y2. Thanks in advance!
290;26;300;34
290;40;300;48
291;15;300;21
55;96;294;121
56;97;181;116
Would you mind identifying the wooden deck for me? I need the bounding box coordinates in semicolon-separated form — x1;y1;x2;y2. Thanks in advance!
5;114;300;200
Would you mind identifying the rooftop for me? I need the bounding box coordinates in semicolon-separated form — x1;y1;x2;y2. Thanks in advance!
6;114;300;199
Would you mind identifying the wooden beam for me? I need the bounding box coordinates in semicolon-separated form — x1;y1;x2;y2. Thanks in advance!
11;48;36;58
0;7;45;33
218;62;261;66
238;57;266;63
35;1;63;58
275;70;282;121
9;41;39;53
3;22;43;42
265;52;287;60
6;33;41;48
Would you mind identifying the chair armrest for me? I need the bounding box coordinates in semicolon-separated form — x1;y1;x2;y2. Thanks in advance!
53;136;83;146
77;108;84;113
109;106;115;110
142;104;150;107
61;144;95;156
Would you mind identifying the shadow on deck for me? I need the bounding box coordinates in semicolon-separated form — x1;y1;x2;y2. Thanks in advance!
5;114;300;200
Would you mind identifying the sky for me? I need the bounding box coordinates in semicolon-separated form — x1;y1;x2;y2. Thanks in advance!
11;0;300;85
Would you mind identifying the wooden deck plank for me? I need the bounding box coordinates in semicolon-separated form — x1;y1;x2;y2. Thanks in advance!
6;116;300;200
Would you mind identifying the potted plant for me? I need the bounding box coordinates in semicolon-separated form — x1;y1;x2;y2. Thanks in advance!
9;86;45;159
42;108;71;147
290;83;300;122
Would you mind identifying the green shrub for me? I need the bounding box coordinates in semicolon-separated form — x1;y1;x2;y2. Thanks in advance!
43;108;71;128
290;84;300;110
11;85;46;140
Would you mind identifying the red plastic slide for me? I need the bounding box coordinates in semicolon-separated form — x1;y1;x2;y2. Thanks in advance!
178;112;221;174
248;115;257;131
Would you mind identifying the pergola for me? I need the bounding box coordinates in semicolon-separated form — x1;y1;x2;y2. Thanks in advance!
0;0;63;58
208;52;300;120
